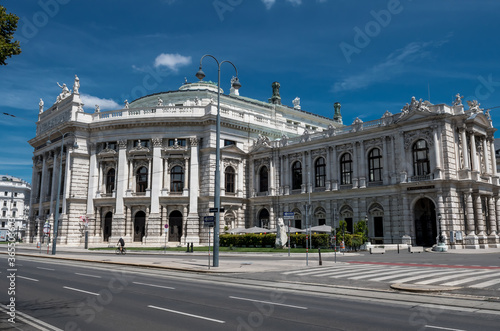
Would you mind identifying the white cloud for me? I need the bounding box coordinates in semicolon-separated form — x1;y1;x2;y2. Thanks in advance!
287;0;302;6
333;41;439;93
262;0;276;9
80;94;120;110
154;53;192;71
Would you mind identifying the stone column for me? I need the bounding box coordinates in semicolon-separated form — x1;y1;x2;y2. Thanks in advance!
399;131;407;182
483;138;491;175
470;132;478;172
326;147;331;191
382;136;389;184
301;152;307;193
359;140;366;188
185;138;200;245
460;128;470;169
87;144;97;216
238;160;244;198
270;155;276;196
147;157;152;189
184;156;190;196
112;140;128;242
249;157;255;196
487;196;498;240
147;138;163;244
50;151;59;215
475;195;485;237
401;194;411;245
352;143;359;188
432;125;442;179
332;147;338;190
283;156;290;195
490;137;498;176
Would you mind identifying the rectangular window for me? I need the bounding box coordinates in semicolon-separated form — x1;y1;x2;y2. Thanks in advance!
13;202;16;207
4;192;7;196
3;201;6;207
224;140;236;146
14;192;17;197
168;139;186;147
134;140;149;148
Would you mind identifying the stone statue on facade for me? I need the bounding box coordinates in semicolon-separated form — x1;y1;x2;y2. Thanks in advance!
95;104;100;113
157;97;163;107
409;96;418;112
467;100;481;112
56;82;71;102
452;93;463;106
39;98;44;114
293;97;301;109
124;100;129;109
73;75;80;94
275;218;288;248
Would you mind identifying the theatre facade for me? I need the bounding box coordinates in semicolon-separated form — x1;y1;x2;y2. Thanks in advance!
28;76;500;249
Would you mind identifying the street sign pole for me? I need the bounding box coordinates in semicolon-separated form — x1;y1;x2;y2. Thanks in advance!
164;224;169;254
288;219;291;257
208;227;211;270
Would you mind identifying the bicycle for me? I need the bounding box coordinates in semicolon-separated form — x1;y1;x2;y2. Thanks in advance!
115;246;126;255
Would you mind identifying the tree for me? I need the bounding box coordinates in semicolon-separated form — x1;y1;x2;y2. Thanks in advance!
0;6;21;65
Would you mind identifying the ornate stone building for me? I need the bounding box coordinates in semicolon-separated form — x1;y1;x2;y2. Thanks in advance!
0;175;31;240
28;77;499;249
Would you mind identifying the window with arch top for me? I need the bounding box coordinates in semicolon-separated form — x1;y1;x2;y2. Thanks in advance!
106;168;115;193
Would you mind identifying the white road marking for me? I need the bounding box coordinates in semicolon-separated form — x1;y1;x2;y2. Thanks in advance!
424;325;467;331
0;303;63;331
442;271;500;286
229;296;308;309
133;281;175;290
148;305;225;323
372;268;467;283
37;267;55;271
63;286;99;296
75;272;101;278
470;277;500;289
18;276;39;282
416;269;492;285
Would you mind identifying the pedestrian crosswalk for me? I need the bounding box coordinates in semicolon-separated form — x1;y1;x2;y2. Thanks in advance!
281;263;500;290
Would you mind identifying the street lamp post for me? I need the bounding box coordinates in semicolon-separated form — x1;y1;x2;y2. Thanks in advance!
433;212;448;252
48;131;77;255
196;55;241;268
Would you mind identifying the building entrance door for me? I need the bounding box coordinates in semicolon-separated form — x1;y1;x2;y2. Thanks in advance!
169;211;183;242
414;198;437;247
103;212;112;242
134;211;146;242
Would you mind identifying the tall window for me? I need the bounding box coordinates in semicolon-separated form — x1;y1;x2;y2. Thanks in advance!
413;139;430;176
259;166;269;193
315;157;326;187
225;166;235;193
368;148;383;182
292;161;302;190
340;153;353;185
136;167;148;192
47;168;53;196
106;168;115;193
170;166;184;192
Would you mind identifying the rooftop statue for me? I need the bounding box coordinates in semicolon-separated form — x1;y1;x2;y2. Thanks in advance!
95;104;100;113
157;97;163;107
73;75;80;94
56;82;71;103
452;93;463;106
467;100;481;112
293;97;301;109
124;100;129;109
39;98;44;114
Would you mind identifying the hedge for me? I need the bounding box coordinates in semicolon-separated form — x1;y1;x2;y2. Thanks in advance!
219;233;331;248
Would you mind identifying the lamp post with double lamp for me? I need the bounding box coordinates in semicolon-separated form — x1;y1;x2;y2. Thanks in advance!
195;55;241;268
433;212;448;252
47;130;78;255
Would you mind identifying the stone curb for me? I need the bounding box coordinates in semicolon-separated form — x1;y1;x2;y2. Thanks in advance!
390;283;462;292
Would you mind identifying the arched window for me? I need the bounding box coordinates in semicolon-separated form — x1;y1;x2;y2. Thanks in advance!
315;157;326;188
136;166;148;192
368;148;382;182
340;153;353;185
170;166;184;192
225;166;235;193
292;161;302;190
106;168;115;193
259;166;269;193
412;139;430;176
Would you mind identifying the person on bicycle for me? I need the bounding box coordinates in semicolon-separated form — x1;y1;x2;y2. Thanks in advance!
118;237;125;252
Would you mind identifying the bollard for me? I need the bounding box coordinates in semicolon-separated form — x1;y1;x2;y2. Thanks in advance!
190;242;194;253
186;243;190;252
318;247;322;266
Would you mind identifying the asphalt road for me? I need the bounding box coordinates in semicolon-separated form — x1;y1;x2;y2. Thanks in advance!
1;256;500;331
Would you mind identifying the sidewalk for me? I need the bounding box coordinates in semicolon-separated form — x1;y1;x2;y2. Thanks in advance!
9;243;349;273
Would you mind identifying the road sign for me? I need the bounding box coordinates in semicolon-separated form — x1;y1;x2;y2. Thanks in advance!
164;224;169;229
283;212;294;220
204;216;215;227
209;208;225;213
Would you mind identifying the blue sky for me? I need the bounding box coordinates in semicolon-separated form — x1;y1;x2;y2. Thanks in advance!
2;0;500;183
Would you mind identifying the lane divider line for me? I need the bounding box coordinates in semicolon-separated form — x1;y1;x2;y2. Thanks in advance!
229;296;308;310
133;281;175;290
63;286;99;296
0;303;63;331
18;276;39;282
148;305;225;323
37;267;55;271
75;272;101;278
